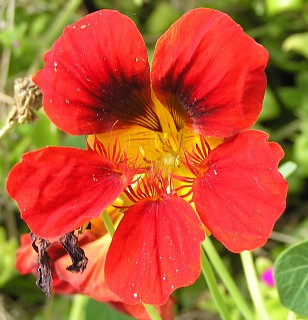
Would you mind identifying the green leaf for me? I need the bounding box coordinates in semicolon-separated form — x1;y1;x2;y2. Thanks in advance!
266;0;302;16
85;299;134;320
0;227;18;287
145;3;180;35
294;132;308;176
275;239;308;315
278;87;302;111
283;32;308;59
258;88;281;122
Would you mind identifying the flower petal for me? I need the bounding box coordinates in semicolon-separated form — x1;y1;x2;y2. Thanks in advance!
7;147;130;238
109;297;175;320
15;234;37;275
151;8;269;137
33;10;160;135
193;130;287;252
105;195;205;305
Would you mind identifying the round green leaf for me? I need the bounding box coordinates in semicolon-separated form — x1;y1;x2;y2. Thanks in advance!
275;239;308;315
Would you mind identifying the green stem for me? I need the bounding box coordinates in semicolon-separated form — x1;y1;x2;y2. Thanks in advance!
68;294;88;320
101;211;162;320
42;294;54;320
271;119;301;142
240;251;269;320
202;239;254;320
101;210;115;236
201;249;230;320
27;0;83;75
0;120;15;140
143;304;162;320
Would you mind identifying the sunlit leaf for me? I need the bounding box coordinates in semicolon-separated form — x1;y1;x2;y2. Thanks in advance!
283;32;308;59
266;0;302;16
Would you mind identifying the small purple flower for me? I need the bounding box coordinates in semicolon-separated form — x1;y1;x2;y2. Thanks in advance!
261;268;275;287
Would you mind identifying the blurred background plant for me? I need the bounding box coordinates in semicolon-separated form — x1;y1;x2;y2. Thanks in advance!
1;0;308;319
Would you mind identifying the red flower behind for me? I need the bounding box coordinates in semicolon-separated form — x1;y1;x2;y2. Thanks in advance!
7;8;287;306
16;221;174;320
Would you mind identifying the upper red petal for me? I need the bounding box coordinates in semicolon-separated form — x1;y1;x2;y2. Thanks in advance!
192;130;287;252
151;8;269;137
33;10;160;135
7;147;129;238
105;195;205;305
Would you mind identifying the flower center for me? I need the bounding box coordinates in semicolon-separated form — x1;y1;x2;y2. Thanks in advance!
87;91;223;178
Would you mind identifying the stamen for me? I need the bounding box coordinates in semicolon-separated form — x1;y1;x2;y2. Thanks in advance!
123;170;173;205
139;146;153;164
93;135;124;164
182;135;211;177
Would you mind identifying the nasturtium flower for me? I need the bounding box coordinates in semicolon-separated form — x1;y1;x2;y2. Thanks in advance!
7;8;287;306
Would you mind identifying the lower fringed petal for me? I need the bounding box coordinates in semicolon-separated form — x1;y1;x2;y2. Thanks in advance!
6;147;130;239
109;297;175;320
192;130;287;253
105;195;205;305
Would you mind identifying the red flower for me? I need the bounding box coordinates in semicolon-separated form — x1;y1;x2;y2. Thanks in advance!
7;8;287;306
16;217;174;320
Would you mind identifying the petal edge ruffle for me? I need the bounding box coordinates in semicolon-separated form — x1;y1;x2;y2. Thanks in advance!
34;10;160;135
192;130;287;252
7;147;130;238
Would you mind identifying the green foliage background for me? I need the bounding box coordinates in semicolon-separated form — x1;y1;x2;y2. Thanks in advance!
1;0;308;319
